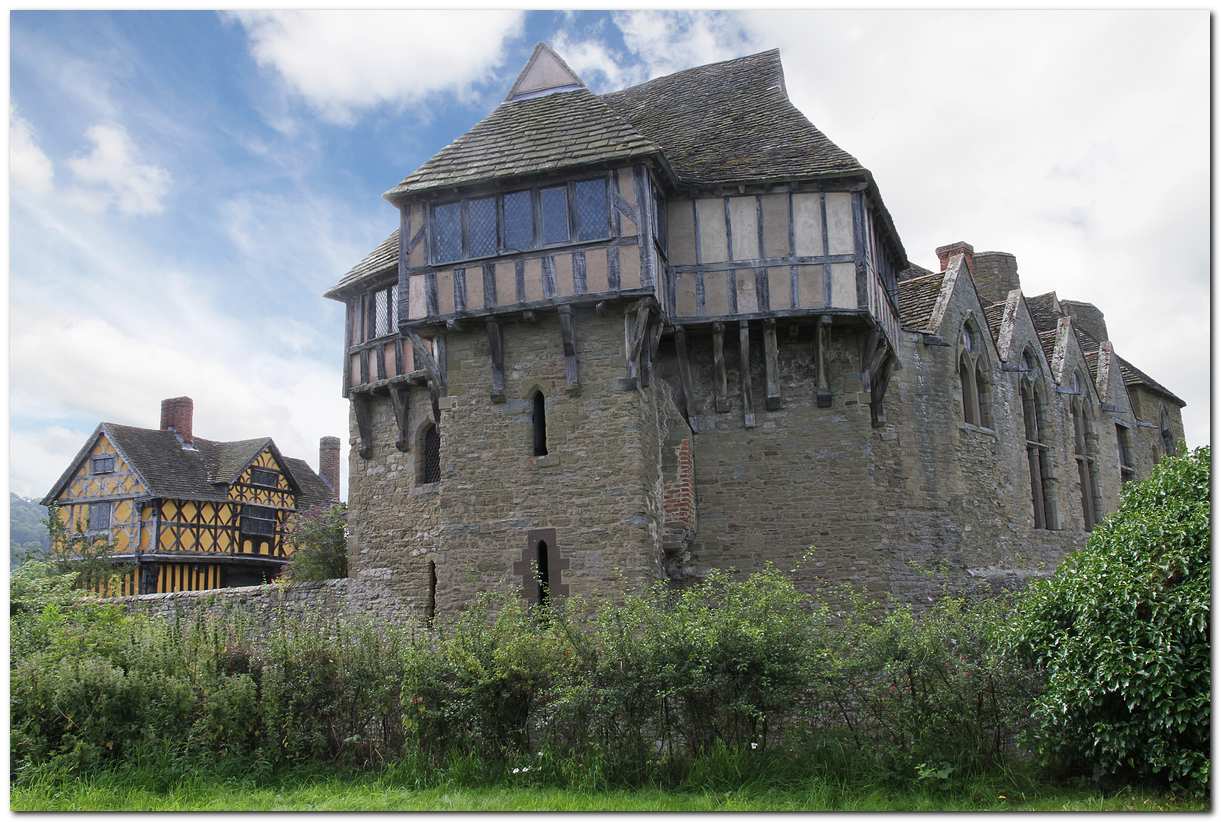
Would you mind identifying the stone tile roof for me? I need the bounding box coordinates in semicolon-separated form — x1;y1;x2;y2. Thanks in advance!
983;301;1006;343
603;49;864;188
1118;357;1186;407
896;271;946;332
1036;329;1059;367
386;88;661;198
43;423;326;507
329;229;398;295
283;456;335;514
1025;292;1061;334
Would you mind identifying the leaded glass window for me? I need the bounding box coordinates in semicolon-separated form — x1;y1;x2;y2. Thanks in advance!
373;287;391;337
466;197;498;258
250;467;278;487
431;201;462;263
88;502;111;532
503;190;534;251
240;505;276;537
420;423;441;484
540;186;570;245
571;178;609;242
388;283;398;329
92;456;115;475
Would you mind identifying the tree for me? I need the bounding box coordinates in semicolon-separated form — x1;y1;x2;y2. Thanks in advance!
285;503;348;582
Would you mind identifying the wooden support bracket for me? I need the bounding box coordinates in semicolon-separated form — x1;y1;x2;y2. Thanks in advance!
624;299;652;386
739;320;755;428
485;318;506;403
712;322;729;412
352;394;374;459
816;315;833;408
763;318;781;411
558;304;580;394
642;314;663;388
389;384;412;451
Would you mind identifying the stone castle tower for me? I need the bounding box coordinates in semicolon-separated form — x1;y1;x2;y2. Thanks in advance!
324;45;1186;619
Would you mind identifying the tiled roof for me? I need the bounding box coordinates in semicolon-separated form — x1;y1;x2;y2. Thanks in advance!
603;49;864;188
982;301;1006;343
386;88;661;198
329;229;398;295
898;262;936;281
1025;292;1061;334
1119;357;1186;407
44;423;328;507
896;271;945;332
1036;328;1059;367
283;457;335;514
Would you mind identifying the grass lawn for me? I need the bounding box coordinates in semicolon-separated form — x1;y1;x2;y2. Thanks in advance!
10;769;1207;812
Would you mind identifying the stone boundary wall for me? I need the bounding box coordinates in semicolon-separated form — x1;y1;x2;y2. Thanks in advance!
114;579;349;623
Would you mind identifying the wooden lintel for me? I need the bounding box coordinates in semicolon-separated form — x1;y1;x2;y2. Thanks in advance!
739;320;755;428
485;318;506;403
763;318;781;411
388;384;412;451
712;322;729;412
558;304;580;394
816;319;833;408
674;326;696;418
352;394;374;459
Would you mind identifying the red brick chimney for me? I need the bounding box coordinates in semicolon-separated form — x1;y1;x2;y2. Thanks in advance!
159;396;193;444
319;436;341;500
935;241;975;276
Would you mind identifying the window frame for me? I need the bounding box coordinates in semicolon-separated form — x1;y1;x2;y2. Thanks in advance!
239;504;277;538
87;501;111;533
365;284;398;342
1116;423;1135;483
249;467;280;488
91;456;115;475
417;422;442;486
426;175;613;266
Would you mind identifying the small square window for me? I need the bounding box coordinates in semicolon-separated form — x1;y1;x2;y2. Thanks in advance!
249;467;279;487
572;178;609;242
467;197;498;258
88;502;111;532
92;456;115;475
431;202;462;263
503;190;534;251
540;187;570;245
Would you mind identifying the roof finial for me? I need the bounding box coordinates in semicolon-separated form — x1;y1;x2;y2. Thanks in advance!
506;42;585;101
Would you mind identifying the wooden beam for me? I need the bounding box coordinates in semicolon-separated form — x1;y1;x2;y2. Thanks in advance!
712;322;729;412
642;312;663;387
485;318;506;403
389;384;412;451
763;318;781;411
816;315;833;408
674;326;696;418
739;320;755;428
352;394;374;459
624;299;651;384
871;350;895;428
558;304;580;394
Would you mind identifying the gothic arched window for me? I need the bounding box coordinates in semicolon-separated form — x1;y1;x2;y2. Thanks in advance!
1071;384;1101;530
1160;408;1176;456
958;322;982;425
1020;349;1057;530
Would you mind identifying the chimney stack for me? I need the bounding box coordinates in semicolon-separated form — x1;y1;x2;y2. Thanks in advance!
159;396;194;444
935;241;975;276
971;251;1023;306
319;436;341;500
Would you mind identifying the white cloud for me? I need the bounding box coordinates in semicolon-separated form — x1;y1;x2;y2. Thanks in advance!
10;426;97;501
613;11;749;81
227;10;526;124
10;108;54;194
65;124;171;216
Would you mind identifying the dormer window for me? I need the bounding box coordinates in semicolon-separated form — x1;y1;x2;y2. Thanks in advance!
92;456;115;475
249;467;278;487
428;178;610;265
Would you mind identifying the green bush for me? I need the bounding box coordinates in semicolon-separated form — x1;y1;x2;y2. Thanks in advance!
285;504;348;581
1006;447;1210;795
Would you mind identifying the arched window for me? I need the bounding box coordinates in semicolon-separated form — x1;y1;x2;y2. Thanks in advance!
418;422;441;484
1160;409;1176;456
1071;389;1100;530
957;321;989;427
1020;350;1057;530
531;390;548;457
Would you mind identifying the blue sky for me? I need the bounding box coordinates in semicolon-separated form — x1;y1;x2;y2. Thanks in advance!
9;10;1209;500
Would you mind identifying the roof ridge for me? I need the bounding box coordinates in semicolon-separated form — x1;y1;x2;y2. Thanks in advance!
605;48;781;98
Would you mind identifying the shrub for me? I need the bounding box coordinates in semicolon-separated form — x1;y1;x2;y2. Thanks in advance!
1006;447;1210;795
285;504;348;582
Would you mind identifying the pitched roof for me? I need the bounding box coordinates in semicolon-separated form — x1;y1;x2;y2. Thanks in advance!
385;87;661;198
1119;357;1186;407
282;457;335;514
896;271;946;332
983;301;1006;343
1025;292;1061;334
329;229;398;295
1036;328;1059;367
44;423;328;507
603;49;864;188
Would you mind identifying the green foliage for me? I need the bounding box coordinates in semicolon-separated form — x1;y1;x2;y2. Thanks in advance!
285;504;348;581
1006;447;1210;795
10;493;51;568
44;503;134;592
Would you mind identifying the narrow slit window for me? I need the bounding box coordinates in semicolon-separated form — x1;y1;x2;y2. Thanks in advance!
426;560;437;625
532;391;548;456
420;423;441;484
536;540;550;606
